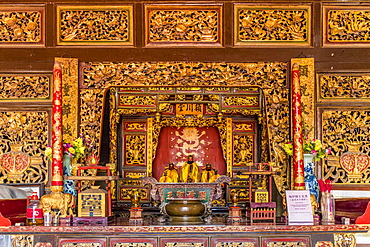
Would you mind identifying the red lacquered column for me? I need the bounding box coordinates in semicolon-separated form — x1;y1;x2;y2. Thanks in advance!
51;61;64;192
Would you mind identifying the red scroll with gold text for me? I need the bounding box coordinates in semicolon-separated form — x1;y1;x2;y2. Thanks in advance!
292;63;305;190
51;61;64;191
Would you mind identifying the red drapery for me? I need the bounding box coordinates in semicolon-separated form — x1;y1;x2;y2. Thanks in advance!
152;126;226;180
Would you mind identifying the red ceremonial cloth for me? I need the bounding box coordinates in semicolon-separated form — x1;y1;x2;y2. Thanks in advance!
152;126;226;180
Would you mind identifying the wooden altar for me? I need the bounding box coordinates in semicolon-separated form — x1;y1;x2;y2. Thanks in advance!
0;223;366;246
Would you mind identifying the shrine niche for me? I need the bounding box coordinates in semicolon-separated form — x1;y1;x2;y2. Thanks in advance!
107;86;268;183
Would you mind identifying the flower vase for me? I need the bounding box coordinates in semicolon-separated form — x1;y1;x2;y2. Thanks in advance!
321;191;335;224
304;153;319;202
63;155;77;196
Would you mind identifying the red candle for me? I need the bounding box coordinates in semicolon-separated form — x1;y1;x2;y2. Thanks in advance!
51;61;64;191
292;63;305;190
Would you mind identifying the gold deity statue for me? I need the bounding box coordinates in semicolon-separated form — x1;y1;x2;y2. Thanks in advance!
201;163;216;183
159;163;179;183
180;155;200;182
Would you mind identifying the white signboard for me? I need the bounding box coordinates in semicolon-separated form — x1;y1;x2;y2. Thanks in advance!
286;190;313;225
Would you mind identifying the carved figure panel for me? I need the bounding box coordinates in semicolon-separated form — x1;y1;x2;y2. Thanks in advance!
322;110;370;183
124;134;146;166
0;74;50;100
145;5;222;46
0;111;49;184
324;6;370;46
234;5;311;46
0;7;43;45
233;135;254;166
57;5;133;45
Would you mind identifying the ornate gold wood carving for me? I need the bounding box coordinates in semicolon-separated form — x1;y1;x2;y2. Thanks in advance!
234;5;311;46
79;61;289;193
318;74;370;101
57;5;133;46
267;243;306;247
322;109;370;183
0;111;49;184
125;135;146;166
114;244;153;247
324;6;370;46
145;4;222;47
55;57;79;144
233;135;254;166
214;241;255;247
80;89;105;156
334;233;356;247
10;235;33;247
0;74;50;100
0;7;44;46
315;241;333;247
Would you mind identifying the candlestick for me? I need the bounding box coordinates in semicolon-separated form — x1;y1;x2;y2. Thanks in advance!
292;63;305;190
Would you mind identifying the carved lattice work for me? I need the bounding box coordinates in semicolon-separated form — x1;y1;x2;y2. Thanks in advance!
235;5;310;45
79;89;105;153
325;6;370;45
267;242;306;247
125;135;146;166
146;5;221;45
0;7;43;44
0;111;49;184
319;74;370;100
233;135;254;165
334;233;356;247
322;110;370;183
214;241;255;247
57;6;133;45
0;75;50;99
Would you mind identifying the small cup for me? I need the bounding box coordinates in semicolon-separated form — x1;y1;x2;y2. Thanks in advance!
44;213;52;226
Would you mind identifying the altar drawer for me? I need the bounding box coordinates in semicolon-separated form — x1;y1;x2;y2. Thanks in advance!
160;237;208;246
212;237;258;247
110;238;157;247
59;238;106;247
262;237;310;247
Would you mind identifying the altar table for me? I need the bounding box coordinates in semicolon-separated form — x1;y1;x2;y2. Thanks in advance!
0;221;368;246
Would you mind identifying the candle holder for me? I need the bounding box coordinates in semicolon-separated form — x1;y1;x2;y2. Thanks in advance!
321;191;335;225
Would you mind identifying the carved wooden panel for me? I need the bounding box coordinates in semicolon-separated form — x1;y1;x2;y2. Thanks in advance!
234;5;311;46
160;238;208;247
0;6;44;46
321;109;370;184
317;73;370;102
57;5;133;46
110;238;157;247
323;5;370;46
0;74;51;100
59;238;106;247
145;4;223;47
211;237;258;247
262;237;309;247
